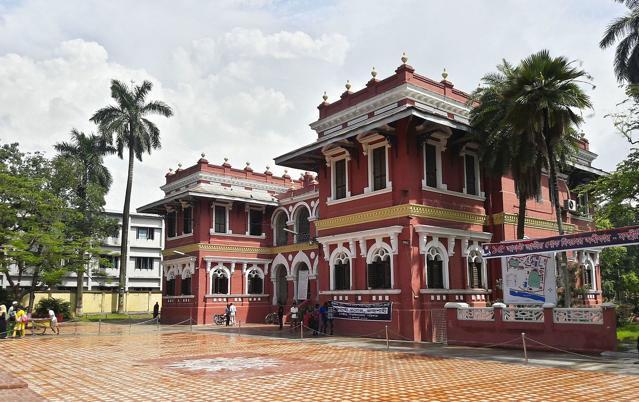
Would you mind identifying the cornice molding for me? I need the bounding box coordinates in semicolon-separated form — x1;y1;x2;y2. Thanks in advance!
162;171;292;195
490;212;577;234
162;241;317;257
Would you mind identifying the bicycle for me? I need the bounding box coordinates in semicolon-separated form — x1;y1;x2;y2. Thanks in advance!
213;314;226;326
264;312;279;324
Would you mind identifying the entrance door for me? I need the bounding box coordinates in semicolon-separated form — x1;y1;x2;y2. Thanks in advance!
275;265;288;305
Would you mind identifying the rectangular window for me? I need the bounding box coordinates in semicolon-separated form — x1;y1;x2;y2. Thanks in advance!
424;144;437;188
166;279;176;296
372;146;387;191
101;255;119;270
181;277;191;295
214;206;227;234
167;212;177;238
249;209;263;236
334;159;347;199
135;257;154;270
136;227;155;240
465;154;477;196
183;207;192;234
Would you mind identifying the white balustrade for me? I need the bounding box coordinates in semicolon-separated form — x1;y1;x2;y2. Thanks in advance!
553;308;603;324
502;308;544;322
457;307;494;321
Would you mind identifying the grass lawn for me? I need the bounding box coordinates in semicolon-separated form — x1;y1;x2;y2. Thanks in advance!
617;322;639;342
79;313;154;322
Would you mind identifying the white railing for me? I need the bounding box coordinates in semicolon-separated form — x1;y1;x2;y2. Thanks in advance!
553;308;603;324
502;308;544;322
457;307;494;321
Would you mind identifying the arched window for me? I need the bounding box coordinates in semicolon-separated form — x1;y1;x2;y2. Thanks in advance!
295;208;310;243
367;246;391;289
583;259;595;290
247;268;264;294
332;250;351;290
211;267;230;294
274;212;288;246
467;249;484;288
426;247;445;289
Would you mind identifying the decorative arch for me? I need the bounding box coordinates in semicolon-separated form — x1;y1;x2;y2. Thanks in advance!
166;266;179;281
329;245;352;290
290;201;312;221
424;239;449;289
465;244;486;289
181;263;194;279
582;255;597;291
209;264;231;295
270;254;290;278
366;240;394;264
245;265;265;295
270;207;290;225
291;251;312;276
366;240;394;289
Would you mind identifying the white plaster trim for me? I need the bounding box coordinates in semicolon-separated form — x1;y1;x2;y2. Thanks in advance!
419;288;492;295
166;232;193;241
161;171;292;194
415;225;492;241
163;295;194;299
208;230;266;239
278;190;319;206
319;289;402;295
205;294;269;298
317;225;403;247
421;185;486;202
326;152;351;203
326;186;392;206
328;245;353;291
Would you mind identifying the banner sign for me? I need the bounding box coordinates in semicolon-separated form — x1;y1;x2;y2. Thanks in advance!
482;225;639;259
501;254;557;304
331;301;392;321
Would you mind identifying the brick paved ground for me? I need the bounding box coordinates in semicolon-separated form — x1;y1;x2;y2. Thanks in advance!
1;323;638;402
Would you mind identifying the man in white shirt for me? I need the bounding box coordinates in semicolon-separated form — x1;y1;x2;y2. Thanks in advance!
289;301;299;332
229;303;237;326
48;309;59;335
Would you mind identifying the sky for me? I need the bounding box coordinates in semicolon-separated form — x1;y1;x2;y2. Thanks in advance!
0;0;633;211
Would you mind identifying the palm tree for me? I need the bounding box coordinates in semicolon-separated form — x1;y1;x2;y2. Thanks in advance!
91;80;173;314
506;50;592;307
54;129;115;315
600;0;639;83
469;61;544;240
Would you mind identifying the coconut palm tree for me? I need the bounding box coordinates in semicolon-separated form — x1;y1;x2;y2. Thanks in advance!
54;129;115;315
470;61;544;240
600;0;639;83
506;50;592;306
91;80;173;314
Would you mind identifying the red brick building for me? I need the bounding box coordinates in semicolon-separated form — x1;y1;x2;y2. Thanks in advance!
138;57;604;341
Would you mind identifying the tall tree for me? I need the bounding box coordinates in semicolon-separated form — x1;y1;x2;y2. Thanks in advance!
90;80;173;313
54;129;116;315
469;61;544;239
506;50;592;306
600;0;639;84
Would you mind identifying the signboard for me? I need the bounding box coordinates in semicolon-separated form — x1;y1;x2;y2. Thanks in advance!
482;225;639;259
331;301;392;321
501;254;556;304
297;269;309;300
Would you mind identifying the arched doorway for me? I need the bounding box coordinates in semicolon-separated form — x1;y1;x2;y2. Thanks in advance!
273;265;288;306
295;263;310;301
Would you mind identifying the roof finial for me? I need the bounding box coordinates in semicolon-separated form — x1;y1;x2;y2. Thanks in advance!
246;161;251;167
345;80;351;91
401;52;408;64
201;152;206;158
322;91;328;102
168;168;173;173
442;68;449;81
371;66;377;79
224;157;228;163
177;162;182;169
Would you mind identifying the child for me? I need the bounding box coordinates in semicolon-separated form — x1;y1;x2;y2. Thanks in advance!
48;308;60;335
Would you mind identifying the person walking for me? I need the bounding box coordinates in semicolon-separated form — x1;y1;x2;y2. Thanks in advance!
153;302;160;320
48;308;60;335
229;303;237;326
0;304;7;339
7;301;17;338
326;301;335;335
290;301;299;332
277;304;284;330
225;304;231;327
13;306;26;338
319;302;328;335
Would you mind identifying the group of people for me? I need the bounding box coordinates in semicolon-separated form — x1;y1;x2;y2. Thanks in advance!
282;301;335;335
0;301;60;339
224;303;237;326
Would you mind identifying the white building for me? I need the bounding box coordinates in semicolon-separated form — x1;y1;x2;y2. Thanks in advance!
0;210;165;291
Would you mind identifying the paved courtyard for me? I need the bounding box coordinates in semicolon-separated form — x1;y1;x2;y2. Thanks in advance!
1;322;639;401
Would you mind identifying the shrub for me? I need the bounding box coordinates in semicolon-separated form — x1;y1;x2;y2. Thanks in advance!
35;298;71;319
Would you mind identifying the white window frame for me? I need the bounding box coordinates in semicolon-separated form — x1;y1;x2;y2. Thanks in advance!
271;209;289;246
211;202;232;235
424;238;450;289
182;206;193;235
461;151;483;197
465;245;487;289
583;255;597;291
329;246;353;290
327;153;351;202
245;205;266;238
363;140;392;194
209;265;231;295
365;241;394;289
422;140;447;190
245;266;265;294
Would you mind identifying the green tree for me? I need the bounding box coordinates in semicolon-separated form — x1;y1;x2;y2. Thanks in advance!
469;60;544;239
506;50;592;307
600;0;639;84
54;129;117;315
90;80;173;313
